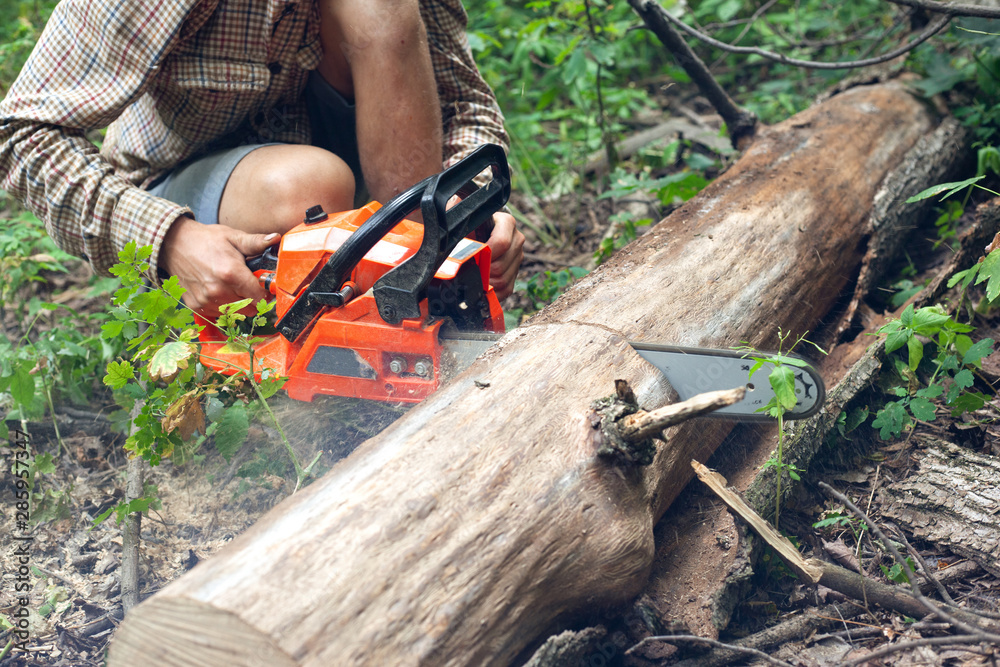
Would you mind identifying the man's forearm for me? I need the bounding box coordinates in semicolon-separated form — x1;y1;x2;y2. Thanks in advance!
0;119;189;281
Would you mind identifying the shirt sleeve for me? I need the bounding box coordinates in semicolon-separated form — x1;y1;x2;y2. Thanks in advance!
420;0;509;168
0;0;203;281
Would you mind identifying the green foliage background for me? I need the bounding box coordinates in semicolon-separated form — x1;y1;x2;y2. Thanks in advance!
0;0;56;96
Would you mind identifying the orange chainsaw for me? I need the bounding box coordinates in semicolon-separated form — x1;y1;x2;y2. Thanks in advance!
197;144;509;404
197;144;826;419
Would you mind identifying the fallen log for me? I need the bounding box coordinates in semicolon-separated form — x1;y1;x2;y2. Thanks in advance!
108;83;940;666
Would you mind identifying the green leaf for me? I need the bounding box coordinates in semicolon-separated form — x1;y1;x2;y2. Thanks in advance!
768;365;797;411
906;335;923;371
881;562;910;584
949;392;987;416
872;401;909;440
103;360;135;390
952;368;975;391
844;406;869;433
768;353;810;368
124;497;152;516
214;403;249;461
147;341;196;381
132;290;173;324
900;303;914;326
716;0;742;21
976;249;1000;302
885;328;911;354
963;338;994;366
10;364;35;407
878;320;903;334
221;298;253;314
101;320;125;339
947;264;979;290
33;452;56;475
978;146;1000;178
905;176;985;203
915;384;944;399
92;506;116;527
908;397;937;422
910;306;950;335
161;275;186;302
257;373;287;400
938;354;960;373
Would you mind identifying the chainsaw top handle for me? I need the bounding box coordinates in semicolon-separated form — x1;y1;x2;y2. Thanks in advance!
276;143;511;342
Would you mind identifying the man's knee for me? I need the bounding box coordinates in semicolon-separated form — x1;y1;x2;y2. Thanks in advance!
268;148;356;226
222;146;356;233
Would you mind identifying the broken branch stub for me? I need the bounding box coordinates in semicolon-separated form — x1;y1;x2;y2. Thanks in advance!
591;382;746;465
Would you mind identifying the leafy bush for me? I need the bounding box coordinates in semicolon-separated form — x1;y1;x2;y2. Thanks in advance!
466;0;667;191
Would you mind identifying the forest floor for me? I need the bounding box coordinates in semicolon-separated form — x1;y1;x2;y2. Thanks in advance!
2;95;999;666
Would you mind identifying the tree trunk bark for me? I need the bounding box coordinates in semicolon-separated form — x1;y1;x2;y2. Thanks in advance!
880;438;1000;577
107;83;939;667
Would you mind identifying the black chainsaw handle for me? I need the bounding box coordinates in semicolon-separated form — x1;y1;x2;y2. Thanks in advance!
373;144;511;324
246;244;279;274
275;144;510;341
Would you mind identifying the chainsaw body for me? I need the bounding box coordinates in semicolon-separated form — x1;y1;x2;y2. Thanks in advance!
198;145;510;403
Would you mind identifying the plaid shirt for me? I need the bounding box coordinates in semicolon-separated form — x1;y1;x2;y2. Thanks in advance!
0;0;507;281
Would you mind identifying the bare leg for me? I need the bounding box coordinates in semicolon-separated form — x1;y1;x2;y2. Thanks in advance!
317;0;443;202
219;144;356;234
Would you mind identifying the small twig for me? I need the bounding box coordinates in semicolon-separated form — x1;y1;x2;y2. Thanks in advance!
32;565;81;592
858;10;909;60
887;0;1000;19
709;0;780;69
964;596;1000;621
620;387;746;442
627;0;758;148
54;406;113;422
651;3;951;70
857;463;880;561
629;634;795;667
844;634;987;667
693;459;823;582
819;482;1000;641
886;521;957;606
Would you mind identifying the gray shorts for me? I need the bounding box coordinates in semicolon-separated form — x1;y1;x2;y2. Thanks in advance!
147;70;361;223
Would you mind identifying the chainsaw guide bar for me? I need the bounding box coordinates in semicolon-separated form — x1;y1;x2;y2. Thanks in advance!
438;333;826;421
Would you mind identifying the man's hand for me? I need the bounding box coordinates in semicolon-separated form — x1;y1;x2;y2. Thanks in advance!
160;216;279;318
486;212;524;300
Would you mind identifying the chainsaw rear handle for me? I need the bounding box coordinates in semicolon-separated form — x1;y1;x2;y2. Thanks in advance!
276;144;510;341
373;144;511;324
